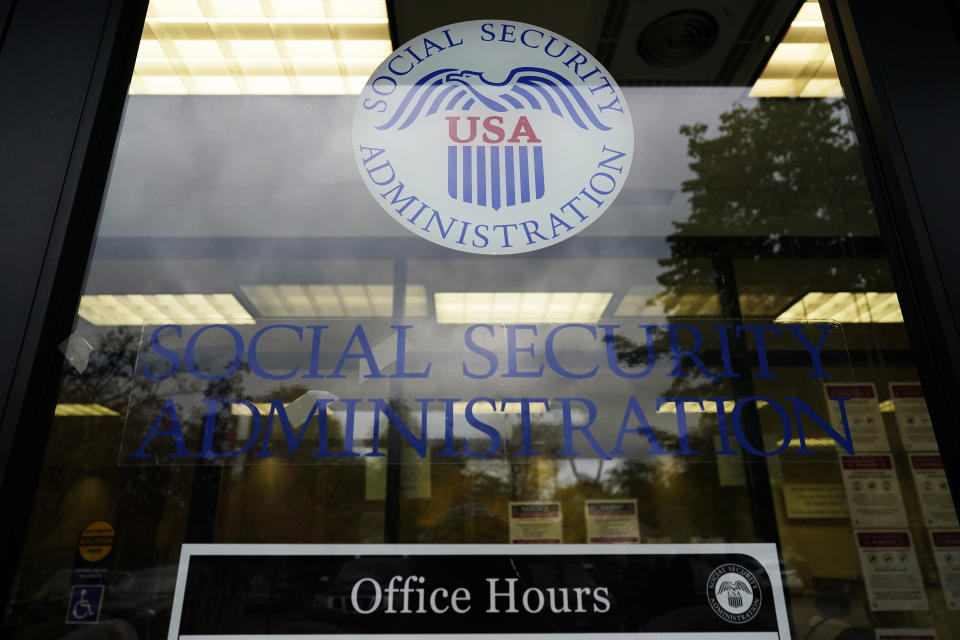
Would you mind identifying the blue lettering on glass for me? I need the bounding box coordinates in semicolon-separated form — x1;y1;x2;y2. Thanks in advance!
185;324;243;381
462;324;498;379
504;325;544;378
129;321;861;461
463;398;501;458
142;325;181;381
248;324;303;380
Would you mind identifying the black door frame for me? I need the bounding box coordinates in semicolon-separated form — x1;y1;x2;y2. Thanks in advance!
0;0;149;612
820;0;960;506
1;0;960;617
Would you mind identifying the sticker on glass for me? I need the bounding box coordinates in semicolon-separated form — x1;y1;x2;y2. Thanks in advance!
353;21;634;254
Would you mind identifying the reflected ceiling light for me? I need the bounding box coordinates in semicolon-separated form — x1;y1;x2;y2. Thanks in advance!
131;0;391;95
750;1;842;98
434;292;613;324
775;436;838;447
55;404;120;417
231;401;333;416
78;293;255;325
775;292;903;323
657;400;738;415
614;285;720;317
240;284;428;318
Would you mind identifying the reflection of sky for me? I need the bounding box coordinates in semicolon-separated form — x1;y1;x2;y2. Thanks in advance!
99;88;750;240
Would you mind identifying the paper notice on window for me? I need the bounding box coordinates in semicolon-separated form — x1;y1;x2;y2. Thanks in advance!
825;383;889;452
840;455;907;528
856;531;928;611
584;499;640;543
783;484;849;519
909;455;958;528
930;530;960;610
890;383;937;451
876;630;938;640
509;502;562;544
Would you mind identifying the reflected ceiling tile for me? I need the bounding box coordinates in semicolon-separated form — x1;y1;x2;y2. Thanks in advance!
434;292;612;324
188;75;241;94
657;400;737;414
750;1;841;98
776;291;903;323
147;0;204;19
244;75;295;94
326;0;388;20
205;0;265;19
240;284;428;318
226;39;281;58
266;0;328;19
130;74;188;94
133;0;390;94
55;404;121;417
78;293;254;325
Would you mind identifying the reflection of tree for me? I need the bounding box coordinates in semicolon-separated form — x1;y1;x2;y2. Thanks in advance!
20;328;202;599
602;99;884;543
657;98;882;317
679;99;871;235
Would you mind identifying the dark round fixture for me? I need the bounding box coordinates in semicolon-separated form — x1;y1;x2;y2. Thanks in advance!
637;9;719;68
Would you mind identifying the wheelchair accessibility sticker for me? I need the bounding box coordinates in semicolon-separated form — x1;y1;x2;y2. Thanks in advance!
66;584;104;624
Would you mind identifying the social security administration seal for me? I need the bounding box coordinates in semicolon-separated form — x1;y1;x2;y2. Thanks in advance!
353;20;634;255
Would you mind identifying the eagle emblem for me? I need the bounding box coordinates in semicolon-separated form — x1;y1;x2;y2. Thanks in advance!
376;66;613;210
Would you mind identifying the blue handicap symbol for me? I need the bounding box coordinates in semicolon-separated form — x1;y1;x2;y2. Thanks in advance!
65;584;103;624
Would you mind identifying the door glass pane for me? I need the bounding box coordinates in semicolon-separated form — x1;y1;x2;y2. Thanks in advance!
4;1;957;639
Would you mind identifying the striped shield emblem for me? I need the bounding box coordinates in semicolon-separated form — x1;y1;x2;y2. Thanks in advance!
447;145;545;210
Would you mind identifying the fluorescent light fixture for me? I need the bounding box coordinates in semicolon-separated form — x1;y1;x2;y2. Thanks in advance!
775;292;903;323
78;294;255;326
130;0;391;95
55;404;120;417
750;1;842;98
231;401;333;417
240;284;428;318
656;400;741;414
434;292;613;324
614;285;720;317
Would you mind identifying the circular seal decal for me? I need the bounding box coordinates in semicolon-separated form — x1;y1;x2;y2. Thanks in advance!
353;21;634;254
706;563;762;624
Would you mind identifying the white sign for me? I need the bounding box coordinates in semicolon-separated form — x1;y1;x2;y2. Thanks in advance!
839;455;907;528
167;543;792;639
855;531;928;611
353;21;634;254
930;530;960;610
824;383;889;452
890;382;937;451
908;454;958;528
509;501;562;543
585;499;640;543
